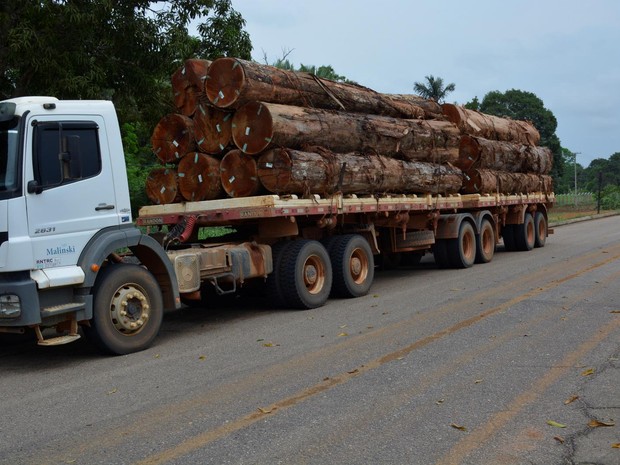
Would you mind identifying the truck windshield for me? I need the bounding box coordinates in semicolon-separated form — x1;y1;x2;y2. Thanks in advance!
0;117;20;194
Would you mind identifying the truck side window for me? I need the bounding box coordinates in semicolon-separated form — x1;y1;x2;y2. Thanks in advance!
33;121;102;189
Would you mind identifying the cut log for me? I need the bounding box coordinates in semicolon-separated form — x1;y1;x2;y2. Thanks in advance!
206;57;434;119
193;103;233;154
220;149;264;198
145;167;180;205
458;135;553;174
171;59;212;116
232;101;460;164
151;114;195;164
442;104;540;146
257;147;463;196
177;152;223;201
383;94;444;119
461;169;553;194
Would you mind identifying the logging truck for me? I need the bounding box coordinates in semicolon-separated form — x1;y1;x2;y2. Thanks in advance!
0;97;554;354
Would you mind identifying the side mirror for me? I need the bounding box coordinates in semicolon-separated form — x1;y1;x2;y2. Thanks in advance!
27;180;43;195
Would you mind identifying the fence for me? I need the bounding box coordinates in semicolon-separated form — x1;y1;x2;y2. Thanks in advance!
554;192;596;208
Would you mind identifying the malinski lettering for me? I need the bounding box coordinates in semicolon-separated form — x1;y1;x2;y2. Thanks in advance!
46;245;76;256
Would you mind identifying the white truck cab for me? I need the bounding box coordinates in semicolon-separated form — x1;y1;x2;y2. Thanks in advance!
0;97;179;354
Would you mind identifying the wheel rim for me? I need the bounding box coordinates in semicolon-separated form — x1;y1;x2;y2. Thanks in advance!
526;218;535;246
481;225;493;256
537;217;546;240
463;229;475;261
303;254;326;295
109;284;150;336
349;247;369;285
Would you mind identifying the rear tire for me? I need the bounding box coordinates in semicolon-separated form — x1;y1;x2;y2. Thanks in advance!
279;240;332;309
448;221;476;268
515;212;535;251
265;241;294;307
475;218;495;264
534;212;547;248
433;240;450;269
329;235;374;298
85;264;163;355
502;225;516;251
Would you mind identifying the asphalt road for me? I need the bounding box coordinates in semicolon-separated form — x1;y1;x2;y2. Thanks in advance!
1;216;619;465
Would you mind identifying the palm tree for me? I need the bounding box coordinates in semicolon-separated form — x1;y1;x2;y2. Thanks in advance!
413;75;456;103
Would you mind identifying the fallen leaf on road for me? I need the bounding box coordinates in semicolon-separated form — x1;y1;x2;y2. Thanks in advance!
106;388;117;395
588;419;615;427
450;423;467;431
547;420;567;428
347;369;359;375
258;407;275;414
373;294;380;298
154;354;160;358
581;368;595;376
338;332;348;337
553;436;565;444
610;310;620;314
564;395;579;405
474;379;483;384
436;399;444;405
262;342;274;347
198;355;206;360
612;443;620;448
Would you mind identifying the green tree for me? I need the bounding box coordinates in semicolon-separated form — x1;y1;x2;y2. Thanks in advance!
265;50;355;83
464;96;480;111
478;89;563;184
413;75;455;103
0;0;251;123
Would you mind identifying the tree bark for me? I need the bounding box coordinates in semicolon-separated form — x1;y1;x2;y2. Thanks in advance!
257;147;463;196
151;113;195;164
145;167;181;205
220;149;265;198
193;103;233;154
171;59;211;116
206;57;436;119
442;104;540;146
461;169;553;194
383;94;444;119
458;135;553;174
232;101;461;164
177;152;223;201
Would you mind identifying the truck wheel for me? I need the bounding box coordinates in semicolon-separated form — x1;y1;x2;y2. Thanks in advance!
534;212;547;248
329;235;374;298
448;221;476;268
86;264;163;355
433;240;450;269
475;218;495;264
502;225;516;251
265;240;294;307
515;212;535;251
279;240;332;309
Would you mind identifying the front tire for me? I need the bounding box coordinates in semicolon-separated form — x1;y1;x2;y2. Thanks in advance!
86;264;163;355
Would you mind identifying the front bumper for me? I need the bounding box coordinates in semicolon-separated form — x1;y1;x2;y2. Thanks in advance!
0;271;41;326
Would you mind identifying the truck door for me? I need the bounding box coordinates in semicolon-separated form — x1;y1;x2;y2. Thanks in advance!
25;116;120;270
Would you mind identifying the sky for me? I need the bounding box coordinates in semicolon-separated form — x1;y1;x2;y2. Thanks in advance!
228;0;620;167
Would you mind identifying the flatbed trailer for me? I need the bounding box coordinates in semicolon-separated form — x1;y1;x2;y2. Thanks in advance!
137;191;554;310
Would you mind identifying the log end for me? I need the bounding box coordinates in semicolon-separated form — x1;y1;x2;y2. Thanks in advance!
456;135;480;171
206;57;245;108
151;114;195;163
145;167;180;205
460;170;483;194
184;59;212;90
177;152;223;201
441;103;463;125
194;104;233;154
220;149;262;197
232;101;274;155
257;149;293;194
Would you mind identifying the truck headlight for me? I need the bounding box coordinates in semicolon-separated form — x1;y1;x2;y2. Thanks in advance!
0;294;20;318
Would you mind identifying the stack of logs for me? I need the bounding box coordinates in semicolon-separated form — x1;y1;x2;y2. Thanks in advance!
146;57;553;205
